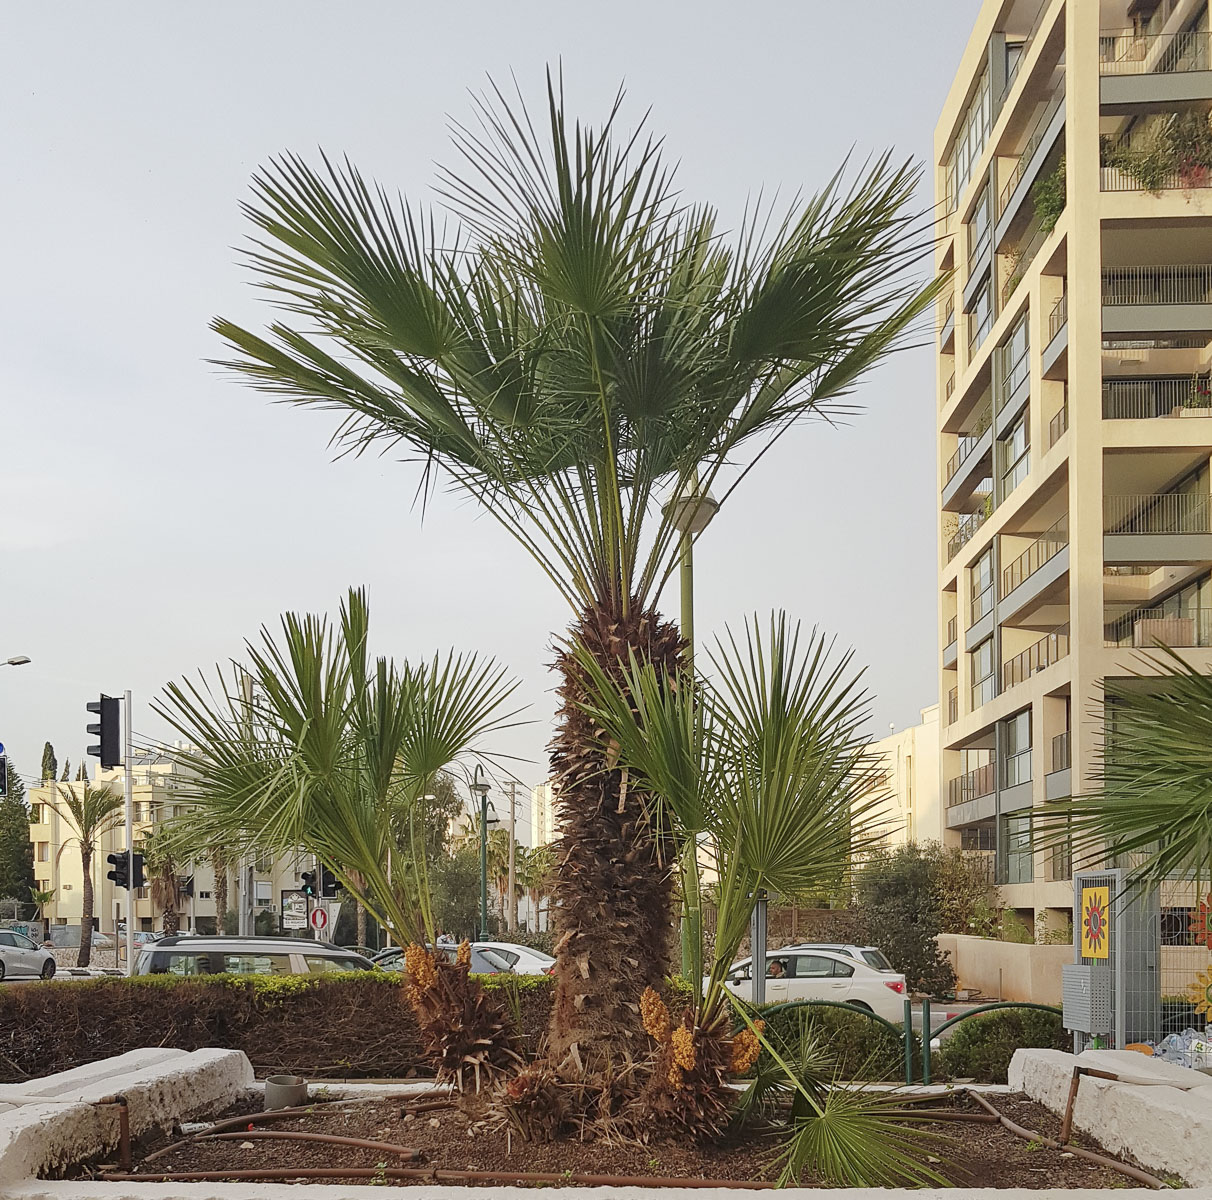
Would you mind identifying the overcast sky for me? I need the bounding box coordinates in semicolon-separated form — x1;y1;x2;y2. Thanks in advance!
2;1;977;834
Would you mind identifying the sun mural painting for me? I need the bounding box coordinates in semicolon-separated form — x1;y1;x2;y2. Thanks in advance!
1081;886;1110;959
1188;969;1212;1019
1190;896;1212;950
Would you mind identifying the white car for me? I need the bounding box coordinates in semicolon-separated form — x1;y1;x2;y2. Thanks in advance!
779;943;896;972
475;942;555;976
717;948;906;1022
0;930;56;981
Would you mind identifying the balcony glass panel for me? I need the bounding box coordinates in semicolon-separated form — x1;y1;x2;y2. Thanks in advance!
1048;293;1067;343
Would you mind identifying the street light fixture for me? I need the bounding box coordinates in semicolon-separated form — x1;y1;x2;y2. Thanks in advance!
470;766;498;940
4;657;31;667
663;482;718;666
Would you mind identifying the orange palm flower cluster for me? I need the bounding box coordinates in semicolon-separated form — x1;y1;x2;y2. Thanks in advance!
671;1024;697;1071
456;939;471;967
640;986;671;1043
728;1021;765;1075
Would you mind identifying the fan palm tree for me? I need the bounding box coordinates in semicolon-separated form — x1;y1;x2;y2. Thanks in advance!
29;887;56;936
49;780;123;967
210;75;942;1063
1037;647;1212;892
154;588;522;943
518;843;556;931
140;827;181;935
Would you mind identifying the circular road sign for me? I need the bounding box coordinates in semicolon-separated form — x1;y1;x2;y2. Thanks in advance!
309;907;329;933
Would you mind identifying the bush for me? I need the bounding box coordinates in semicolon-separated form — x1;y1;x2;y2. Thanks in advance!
1031;157;1066;234
935;1007;1067;1084
754;1001;918;1082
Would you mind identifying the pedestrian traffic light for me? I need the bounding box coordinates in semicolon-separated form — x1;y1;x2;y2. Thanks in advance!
320;865;338;898
300;871;317;897
106;851;145;891
86;695;121;770
107;851;129;889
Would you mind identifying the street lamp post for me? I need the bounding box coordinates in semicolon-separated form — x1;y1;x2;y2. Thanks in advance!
470;767;497;940
663;484;718;666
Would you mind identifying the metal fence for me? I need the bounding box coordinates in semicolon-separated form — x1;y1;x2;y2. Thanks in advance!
947;761;995;808
1002;626;1069;690
1100;29;1211;75
1103;376;1212;418
946;499;991;561
1104;491;1212;534
1001;516;1068;596
1102;265;1212;306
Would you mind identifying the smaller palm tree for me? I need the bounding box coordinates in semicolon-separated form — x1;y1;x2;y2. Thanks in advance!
29;887;56;936
49;781;123;967
518;844;556;931
140;827;181;935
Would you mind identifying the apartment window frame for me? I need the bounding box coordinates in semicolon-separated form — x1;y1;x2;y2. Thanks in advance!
1000;812;1035;884
961;825;996;851
1001;709;1032;788
970;637;997;709
967;182;992;276
969;547;995;626
968;278;994;352
947;66;992;206
254;880;273;909
998;312;1030;403
35;842;50;863
998;411;1030;500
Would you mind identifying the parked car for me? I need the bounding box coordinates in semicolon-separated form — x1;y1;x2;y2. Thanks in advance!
778;943;896;972
716;949;906;1022
134;935;374;977
0;930;56;980
373;940;553;976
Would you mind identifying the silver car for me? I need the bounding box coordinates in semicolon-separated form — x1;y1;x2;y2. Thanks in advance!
135;935;374;976
0;930;56;980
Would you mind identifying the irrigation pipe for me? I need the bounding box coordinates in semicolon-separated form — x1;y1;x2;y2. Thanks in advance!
964;1088;1166;1190
103;1166;776;1188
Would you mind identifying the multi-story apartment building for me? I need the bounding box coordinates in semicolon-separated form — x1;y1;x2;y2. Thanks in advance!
854;706;943;849
27;753;306;937
529;782;559;847
937;0;1212;938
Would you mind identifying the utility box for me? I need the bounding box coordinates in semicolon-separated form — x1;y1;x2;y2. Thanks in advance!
1062;963;1112;1035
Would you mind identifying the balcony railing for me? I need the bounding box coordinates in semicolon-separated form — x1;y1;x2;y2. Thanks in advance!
971;670;997;711
970;581;995;627
997;87;1066;218
946;615;958;645
1002;624;1070;690
947;762;995;808
1105;607;1212;648
1001;0;1053;101
1048;292;1067;342
1052;730;1071;772
947;686;959;725
944;405;993;483
1104;492;1212;534
1048;404;1068;447
1103;376;1212;419
946;372;956;400
939;291;955;329
1001;515;1069;596
1102;265;1212;306
969;309;993;354
946;497;992;561
1100;29;1211;75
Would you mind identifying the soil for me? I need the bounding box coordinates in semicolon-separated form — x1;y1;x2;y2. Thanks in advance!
95;1092;1166;1189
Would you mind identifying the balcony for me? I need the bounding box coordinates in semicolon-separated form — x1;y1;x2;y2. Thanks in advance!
1102;266;1212;337
945;404;993;484
997;88;1066;221
943;407;994;510
1046;730;1071;802
1002;516;1069;598
943;616;958;670
1105;606;1212;648
1100;30;1212;111
947;686;959;725
947;762;995;808
1052;730;1071;771
1048;404;1068;447
1104;491;1212;562
1103;376;1212;419
946;498;992;562
939;292;956;350
1048;293;1068;343
1002;624;1070;690
946;372;956;401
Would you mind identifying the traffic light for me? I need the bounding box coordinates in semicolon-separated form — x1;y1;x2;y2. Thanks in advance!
107;851;129;889
300;871;317;897
320;865;338;898
0;756;7;799
106;851;145;890
86;695;121;770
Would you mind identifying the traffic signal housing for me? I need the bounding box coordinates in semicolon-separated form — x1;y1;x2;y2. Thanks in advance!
320;865;339;898
0;755;7;799
86;695;121;770
300;871;317;897
179;875;194;898
106;851;145;890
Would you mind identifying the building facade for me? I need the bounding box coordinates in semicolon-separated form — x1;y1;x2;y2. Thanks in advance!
529;782;558;847
857;706;943;848
937;0;1212;937
27;754;306;938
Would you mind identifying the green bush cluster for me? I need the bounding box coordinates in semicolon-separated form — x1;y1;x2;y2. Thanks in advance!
935;1007;1067;1084
1031;158;1066;234
754;1001;919;1082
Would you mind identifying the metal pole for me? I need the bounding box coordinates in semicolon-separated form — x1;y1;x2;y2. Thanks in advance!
123;690;134;977
921;996;932;1085
507;781;517;934
680;528;694;667
749;892;767;1006
904;998;915;1085
479;790;489;941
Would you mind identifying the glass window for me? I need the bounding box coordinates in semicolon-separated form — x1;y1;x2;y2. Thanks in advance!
0;933;14;947
792;955;836;978
1001;710;1033;787
970;638;997;708
969;548;995;625
999;413;1030;499
304;955;351;975
968;183;992;275
969;279;994;352
860;950;894;970
11;933;37;950
999;313;1029;400
473;948;515;973
947;67;991;204
36;843;49;862
221;953;294;975
1001;814;1034;884
254;882;272;908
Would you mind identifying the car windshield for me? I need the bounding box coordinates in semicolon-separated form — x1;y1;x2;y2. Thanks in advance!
860;949;894;971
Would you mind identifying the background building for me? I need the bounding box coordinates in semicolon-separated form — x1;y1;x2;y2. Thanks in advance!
530;782;558;847
936;0;1212;939
855;705;943;849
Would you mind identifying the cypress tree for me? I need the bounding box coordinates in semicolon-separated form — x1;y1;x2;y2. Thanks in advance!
0;761;35;905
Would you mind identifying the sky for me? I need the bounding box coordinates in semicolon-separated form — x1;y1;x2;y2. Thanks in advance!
1;1;978;839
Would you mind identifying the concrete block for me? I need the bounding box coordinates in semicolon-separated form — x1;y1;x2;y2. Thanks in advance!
1011;1047;1212;1183
0;1049;189;1103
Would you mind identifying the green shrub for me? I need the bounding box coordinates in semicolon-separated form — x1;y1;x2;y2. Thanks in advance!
1031;158;1066;234
935;1007;1067;1084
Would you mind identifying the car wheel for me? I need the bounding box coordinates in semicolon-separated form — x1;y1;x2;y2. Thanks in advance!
41;959;56;981
848;1000;873;1012
0;961;5;982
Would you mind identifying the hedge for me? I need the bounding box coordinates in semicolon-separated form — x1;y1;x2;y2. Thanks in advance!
935;1007;1068;1084
752;1002;920;1082
0;972;555;1082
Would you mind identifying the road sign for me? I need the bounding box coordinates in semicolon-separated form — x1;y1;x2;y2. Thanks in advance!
282;891;308;931
309;907;329;933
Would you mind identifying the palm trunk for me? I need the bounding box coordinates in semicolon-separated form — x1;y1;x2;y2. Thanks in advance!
547;603;682;1067
78;843;94;969
356;901;367;948
212;851;228;933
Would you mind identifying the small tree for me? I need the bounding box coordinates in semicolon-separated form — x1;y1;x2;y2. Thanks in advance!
854;844;957;996
40;743;57;784
0;762;34;907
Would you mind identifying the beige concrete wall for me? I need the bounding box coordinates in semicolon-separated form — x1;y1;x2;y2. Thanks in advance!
938;932;1071;1004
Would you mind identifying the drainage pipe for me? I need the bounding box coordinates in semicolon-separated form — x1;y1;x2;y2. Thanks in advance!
964;1087;1165;1190
91;1094;130;1173
201;1129;421;1159
105;1166;775;1188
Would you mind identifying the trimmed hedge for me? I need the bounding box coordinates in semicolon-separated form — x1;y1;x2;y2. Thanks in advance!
0;972;554;1082
935;1007;1068;1084
753;1002;920;1082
